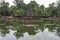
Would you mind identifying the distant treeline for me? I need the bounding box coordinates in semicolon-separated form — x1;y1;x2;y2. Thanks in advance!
0;0;60;17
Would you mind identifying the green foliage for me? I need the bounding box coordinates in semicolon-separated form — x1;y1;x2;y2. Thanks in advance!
57;9;60;17
0;0;9;16
0;0;60;17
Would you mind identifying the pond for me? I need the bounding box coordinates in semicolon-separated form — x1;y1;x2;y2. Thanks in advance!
0;20;60;40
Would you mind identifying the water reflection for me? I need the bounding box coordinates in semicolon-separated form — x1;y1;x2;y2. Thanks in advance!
0;20;60;40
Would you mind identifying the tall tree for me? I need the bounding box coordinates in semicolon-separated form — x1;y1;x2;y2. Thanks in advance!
0;0;9;16
27;1;40;16
57;0;60;8
57;0;60;17
14;0;24;8
12;0;26;16
47;3;57;17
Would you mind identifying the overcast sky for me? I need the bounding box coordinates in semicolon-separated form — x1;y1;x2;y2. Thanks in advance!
5;0;57;7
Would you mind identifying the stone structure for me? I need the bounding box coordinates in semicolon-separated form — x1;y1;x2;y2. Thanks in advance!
17;0;23;4
26;7;33;16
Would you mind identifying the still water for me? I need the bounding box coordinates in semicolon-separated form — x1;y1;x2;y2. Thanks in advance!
0;20;60;40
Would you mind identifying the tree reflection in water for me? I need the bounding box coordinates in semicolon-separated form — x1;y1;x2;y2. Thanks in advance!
0;20;60;38
0;20;10;37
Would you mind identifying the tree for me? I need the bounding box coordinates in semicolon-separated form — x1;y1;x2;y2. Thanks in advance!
47;3;57;17
0;0;9;16
27;1;40;16
57;0;60;17
57;0;60;8
39;5;45;17
14;0;24;8
57;9;60;17
9;0;26;16
9;6;17;16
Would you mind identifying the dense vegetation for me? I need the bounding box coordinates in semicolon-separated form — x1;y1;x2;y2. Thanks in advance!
0;0;60;17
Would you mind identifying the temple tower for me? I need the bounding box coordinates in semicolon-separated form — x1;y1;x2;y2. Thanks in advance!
17;0;23;4
26;7;33;16
18;0;23;4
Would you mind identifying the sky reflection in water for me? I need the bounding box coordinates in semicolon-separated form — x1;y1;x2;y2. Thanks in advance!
0;28;60;40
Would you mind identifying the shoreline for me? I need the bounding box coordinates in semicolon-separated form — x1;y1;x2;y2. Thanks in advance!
0;16;60;24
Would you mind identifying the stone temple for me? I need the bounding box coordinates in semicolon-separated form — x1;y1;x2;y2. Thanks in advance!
17;0;23;4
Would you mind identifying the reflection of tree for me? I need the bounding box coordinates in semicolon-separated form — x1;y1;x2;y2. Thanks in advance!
38;20;56;32
0;20;60;38
13;26;38;38
14;31;23;39
0;22;10;37
38;22;44;32
56;27;60;36
46;24;57;32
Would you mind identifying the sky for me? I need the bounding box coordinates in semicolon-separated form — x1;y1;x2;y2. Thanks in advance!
5;0;57;7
